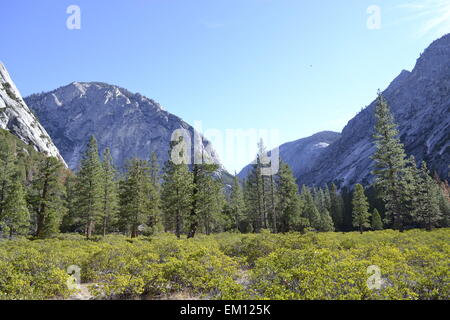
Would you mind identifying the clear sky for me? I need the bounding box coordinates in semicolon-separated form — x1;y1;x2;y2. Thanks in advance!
1;0;450;173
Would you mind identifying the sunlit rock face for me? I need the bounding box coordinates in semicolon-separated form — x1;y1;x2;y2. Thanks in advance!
237;131;341;182
299;34;450;187
25;82;222;172
239;34;450;188
0;62;66;165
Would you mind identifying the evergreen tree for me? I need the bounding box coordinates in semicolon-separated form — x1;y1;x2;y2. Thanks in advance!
372;92;411;231
161;139;193;238
0;141;15;220
100;148;119;236
329;183;344;230
323;187;331;212
229;175;245;232
314;188;326;213
276;162;306;232
371;208;383;230
147;152;162;233
414;162;441;231
29;157;67;238
300;185;321;230
77;136;103;239
257;139;270;229
119;158;155;238
436;174;450;227
244;163;263;232
2;178;30;238
149;151;160;186
197;170;225;235
352;184;371;233
319;209;335;232
187;145;222;238
60;173;82;233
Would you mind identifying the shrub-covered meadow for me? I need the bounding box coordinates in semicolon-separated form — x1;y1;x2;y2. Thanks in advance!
0;229;448;300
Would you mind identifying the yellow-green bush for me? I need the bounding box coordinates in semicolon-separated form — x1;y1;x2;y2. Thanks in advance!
0;229;448;300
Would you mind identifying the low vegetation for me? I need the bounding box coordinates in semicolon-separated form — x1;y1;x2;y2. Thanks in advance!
0;229;448;300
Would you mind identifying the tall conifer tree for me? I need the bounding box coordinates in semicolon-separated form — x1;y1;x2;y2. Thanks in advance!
229;175;245;231
29;157;66;238
161;139;193;238
372;92;411;231
101;148;119;236
352;184;371;233
77;136;103;239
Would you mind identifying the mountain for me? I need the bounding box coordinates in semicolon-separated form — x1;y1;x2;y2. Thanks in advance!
0;62;66;165
237;131;341;180
25;82;223;173
299;34;450;187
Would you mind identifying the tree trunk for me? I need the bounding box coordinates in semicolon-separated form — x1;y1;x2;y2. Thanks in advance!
255;168;262;232
270;175;277;233
131;225;138;238
175;212;181;239
103;215;107;237
36;172;50;238
188;166;199;239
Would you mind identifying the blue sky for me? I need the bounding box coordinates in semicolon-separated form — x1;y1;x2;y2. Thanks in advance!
1;0;450;173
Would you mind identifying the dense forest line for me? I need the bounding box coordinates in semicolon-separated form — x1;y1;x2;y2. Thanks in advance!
0;92;449;239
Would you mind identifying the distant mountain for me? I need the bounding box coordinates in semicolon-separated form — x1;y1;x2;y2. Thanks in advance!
300;34;450;187
0;62;66;165
25;82;224;175
238;131;341;180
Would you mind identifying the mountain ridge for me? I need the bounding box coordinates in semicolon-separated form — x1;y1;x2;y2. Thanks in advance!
25;81;225;174
298;33;450;187
0;62;66;166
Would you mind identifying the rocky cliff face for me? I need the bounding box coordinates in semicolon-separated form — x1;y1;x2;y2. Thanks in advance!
0;63;66;165
238;131;341;180
299;34;450;187
25;82;223;172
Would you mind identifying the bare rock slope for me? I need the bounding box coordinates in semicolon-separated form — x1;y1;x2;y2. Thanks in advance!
25;82;223;172
0;63;66;165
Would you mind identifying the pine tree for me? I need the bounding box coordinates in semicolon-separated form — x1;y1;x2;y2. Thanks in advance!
60;173;82;233
146;152;162;233
161;139;193;238
29;157;67;238
196;170;225;235
319;209;335;232
435;175;450;227
414;162;441;231
371;208;383;230
276;162;306;232
229;175;245;231
77;136;103;239
100;148;119;236
372;92;411;231
352;184;371;233
257;139;270;229
119;158;155;238
314;188;326;213
323;187;331;212
300;185;321;230
149;151;160;186
2;178;30;238
187;146;222;238
329;183;344;230
0;141;15;220
244;163;263;232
